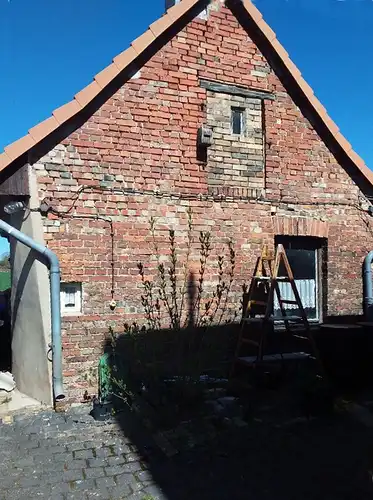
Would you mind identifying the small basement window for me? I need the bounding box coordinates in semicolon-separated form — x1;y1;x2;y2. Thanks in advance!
231;107;245;135
60;283;82;315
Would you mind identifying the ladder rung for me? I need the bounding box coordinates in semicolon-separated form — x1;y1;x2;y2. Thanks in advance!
253;276;291;282
244;315;303;324
249;300;268;306
240;338;260;347
275;315;303;322
243;317;267;323
279;299;298;305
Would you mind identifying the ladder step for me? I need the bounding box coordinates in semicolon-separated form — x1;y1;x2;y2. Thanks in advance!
253;276;291;282
243;317;267;324
276;315;303;322
249;300;268;306
243;315;303;324
240;338;260;347
237;352;313;365
279;300;298;305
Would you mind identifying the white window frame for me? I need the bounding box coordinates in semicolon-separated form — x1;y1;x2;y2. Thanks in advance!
60;282;82;315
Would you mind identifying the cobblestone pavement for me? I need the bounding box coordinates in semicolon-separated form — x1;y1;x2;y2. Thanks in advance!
0;406;162;500
1;405;373;499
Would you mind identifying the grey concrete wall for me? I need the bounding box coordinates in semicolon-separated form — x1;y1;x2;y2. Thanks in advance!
8;166;52;404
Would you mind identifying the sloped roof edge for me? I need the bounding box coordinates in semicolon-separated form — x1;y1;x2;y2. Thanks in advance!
1;0;372;187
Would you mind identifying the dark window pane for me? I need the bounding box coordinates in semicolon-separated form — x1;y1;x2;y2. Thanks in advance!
278;249;316;280
287;249;315;280
231;107;243;135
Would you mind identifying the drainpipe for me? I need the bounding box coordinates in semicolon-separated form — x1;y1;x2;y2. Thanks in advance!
363;251;373;322
0;219;64;401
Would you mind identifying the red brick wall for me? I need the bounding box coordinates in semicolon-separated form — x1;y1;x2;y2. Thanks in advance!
33;2;373;400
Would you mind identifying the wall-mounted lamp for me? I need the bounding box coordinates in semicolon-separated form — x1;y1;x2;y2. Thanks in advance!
3;201;26;215
39;200;52;216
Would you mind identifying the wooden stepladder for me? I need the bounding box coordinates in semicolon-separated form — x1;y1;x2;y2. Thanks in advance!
231;244;322;379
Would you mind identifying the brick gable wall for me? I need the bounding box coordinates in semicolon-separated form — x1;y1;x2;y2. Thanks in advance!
32;1;373;400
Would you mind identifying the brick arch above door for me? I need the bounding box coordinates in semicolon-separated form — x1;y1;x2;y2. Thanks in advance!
272;216;329;239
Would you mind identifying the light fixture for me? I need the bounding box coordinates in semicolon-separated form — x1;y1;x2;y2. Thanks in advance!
3;201;26;215
39;199;52;216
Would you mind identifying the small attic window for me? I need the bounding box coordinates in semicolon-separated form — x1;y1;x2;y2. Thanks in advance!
231;107;245;135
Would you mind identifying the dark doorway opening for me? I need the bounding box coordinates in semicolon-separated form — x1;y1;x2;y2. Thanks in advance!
0;287;11;372
0;235;11;372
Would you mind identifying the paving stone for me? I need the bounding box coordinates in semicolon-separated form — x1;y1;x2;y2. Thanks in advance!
66;458;87;470
136;469;156;484
66;442;86;452
50;453;71;463
125;451;142;462
45;445;67;454
95;446;115;458
49;482;71;495
86;488;111;499
107;485;133;499
2;488;51;500
14;457;35;467
95;476;116;488
104;464;127;477
122;461;143;473
113;443;132;455
18;439;41;450
62;468;84;482
61;492;87;500
87;457;109;468
41;463;66;474
106;456;126;465
84;466;106;479
49;494;65;500
19;475;42;487
83;440;98;450
40;472;65;485
72;479;96;490
115;472;136;487
74;449;95;460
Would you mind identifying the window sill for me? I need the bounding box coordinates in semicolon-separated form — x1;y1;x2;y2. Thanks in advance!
61;312;83;319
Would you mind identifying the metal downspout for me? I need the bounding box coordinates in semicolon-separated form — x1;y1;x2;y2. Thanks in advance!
363;251;373;322
0;218;64;400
